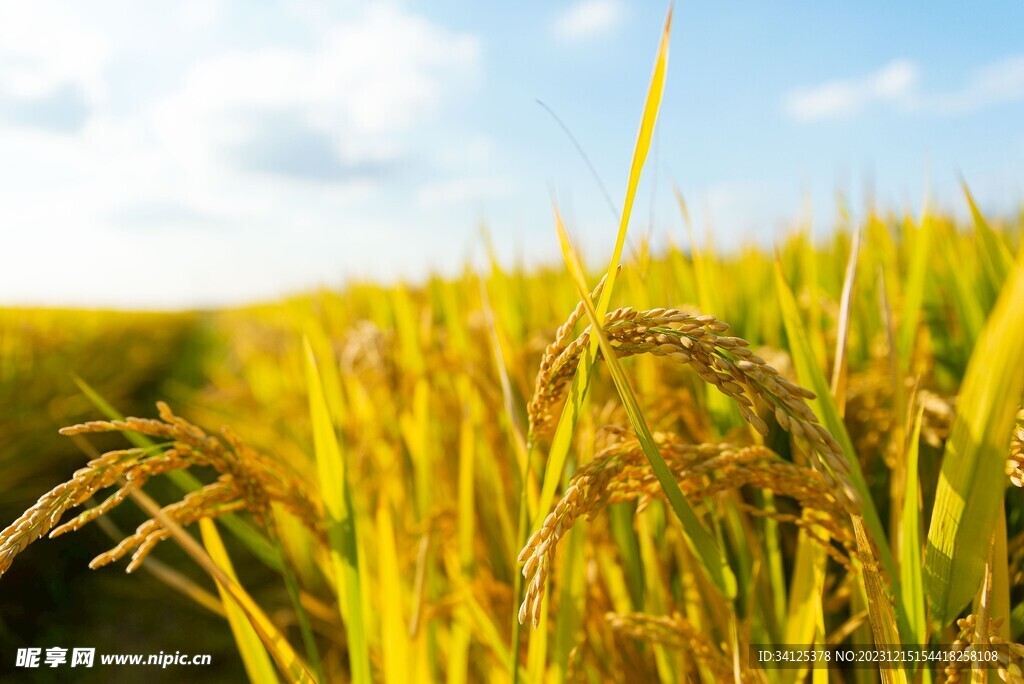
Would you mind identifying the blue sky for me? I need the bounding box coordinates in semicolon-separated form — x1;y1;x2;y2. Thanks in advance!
1;1;1022;308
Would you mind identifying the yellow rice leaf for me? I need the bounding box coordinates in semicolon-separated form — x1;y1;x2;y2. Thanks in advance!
962;181;1014;295
897;213;932;368
200;519;279;684
780;530;827;684
127;488;313;684
304;339;371;684
376;500;409;684
853;516;906;684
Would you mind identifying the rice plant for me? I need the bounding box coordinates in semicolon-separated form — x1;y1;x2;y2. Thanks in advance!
3;8;1024;683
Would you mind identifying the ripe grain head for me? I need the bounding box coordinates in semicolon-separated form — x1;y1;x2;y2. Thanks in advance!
518;432;853;627
1;403;323;580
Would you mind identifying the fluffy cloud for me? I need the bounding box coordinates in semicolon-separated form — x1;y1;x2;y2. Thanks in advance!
551;0;624;43
929;55;1024;114
0;3;109;99
784;60;917;121
152;5;480;184
0;2;109;133
784;54;1024;122
0;2;487;307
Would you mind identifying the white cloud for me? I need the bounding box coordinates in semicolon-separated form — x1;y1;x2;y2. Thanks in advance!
929;55;1024;114
0;3;109;101
178;0;225;31
417;177;513;208
0;2;487;307
784;60;917;121
153;5;480;181
551;0;624;43
785;55;1024;122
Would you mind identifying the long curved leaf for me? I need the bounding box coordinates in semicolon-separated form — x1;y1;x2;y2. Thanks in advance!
304;339;371;684
925;246;1024;624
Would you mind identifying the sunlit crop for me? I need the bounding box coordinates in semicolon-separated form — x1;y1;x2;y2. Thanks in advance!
3;10;1024;683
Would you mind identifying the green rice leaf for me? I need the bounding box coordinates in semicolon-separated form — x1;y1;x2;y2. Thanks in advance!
780;530;827;684
200;519;279;684
962;181;1014;298
900;408;927;651
924;246;1024;624
303;339;371;684
897;214;932;369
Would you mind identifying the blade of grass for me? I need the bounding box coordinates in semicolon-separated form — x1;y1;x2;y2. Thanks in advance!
377;498;410;684
269;528;325;684
924;247;1024;624
830;227;860;413
897;212;932;369
962;180;1014;299
673;184;740;432
780;530;827;684
852;516;906;684
552;521;586;684
986;507;1011;642
448;380;477;684
200;518;280;684
482;272;539;684
637;513;679;683
457;587;534;683
900;408;927;655
608;504;645;609
940;236;987;353
759;491;788;644
303;339;371;684
995;508;1012;641
526;594;549;682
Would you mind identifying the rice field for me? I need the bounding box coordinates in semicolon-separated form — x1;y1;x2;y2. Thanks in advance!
3;11;1024;684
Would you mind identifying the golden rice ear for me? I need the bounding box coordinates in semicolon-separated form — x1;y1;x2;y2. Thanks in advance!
526;302;847;493
527;272;610;437
517;436;855;631
1;404;324;583
605;612;735;682
1006;409;1024;487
